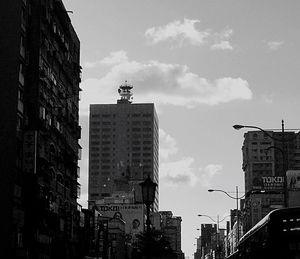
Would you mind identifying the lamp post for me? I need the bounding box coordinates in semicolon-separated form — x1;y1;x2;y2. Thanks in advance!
139;175;157;235
208;187;243;242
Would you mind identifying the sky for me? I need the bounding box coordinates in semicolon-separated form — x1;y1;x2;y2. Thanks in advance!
63;1;300;257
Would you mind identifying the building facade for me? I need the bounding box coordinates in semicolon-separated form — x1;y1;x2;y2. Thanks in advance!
0;0;82;258
241;130;300;231
88;82;159;211
160;211;184;259
200;224;217;259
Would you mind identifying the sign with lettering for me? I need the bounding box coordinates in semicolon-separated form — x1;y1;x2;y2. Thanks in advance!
95;204;144;239
262;176;284;190
252;176;284;191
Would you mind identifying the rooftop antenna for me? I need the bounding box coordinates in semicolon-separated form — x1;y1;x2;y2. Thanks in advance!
117;80;133;104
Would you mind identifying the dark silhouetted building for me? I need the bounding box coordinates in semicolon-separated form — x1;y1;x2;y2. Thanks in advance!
0;0;82;258
88;82;159;211
241;130;300;231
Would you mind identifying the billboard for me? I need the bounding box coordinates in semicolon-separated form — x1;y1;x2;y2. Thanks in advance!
252;176;284;191
286;170;300;191
95;204;144;240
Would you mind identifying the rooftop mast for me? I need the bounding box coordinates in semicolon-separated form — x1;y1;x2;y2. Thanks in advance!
117;80;133;104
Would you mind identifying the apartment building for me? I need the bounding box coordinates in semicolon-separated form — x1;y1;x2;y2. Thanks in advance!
0;0;82;258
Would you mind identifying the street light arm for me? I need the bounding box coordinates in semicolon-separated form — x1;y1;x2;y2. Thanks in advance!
265;145;284;154
198;214;216;223
218;215;230;223
208;189;244;200
233;124;283;141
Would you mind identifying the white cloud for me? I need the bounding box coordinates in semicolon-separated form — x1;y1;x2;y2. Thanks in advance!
160;159;223;188
100;50;128;65
160;157;199;187
267;41;284;51
159;129;178;161
83;50;128;68
199;164;223;187
80;51;252;114
145;18;210;46
211;41;233;50
145;19;234;50
211;28;234;50
261;94;273;104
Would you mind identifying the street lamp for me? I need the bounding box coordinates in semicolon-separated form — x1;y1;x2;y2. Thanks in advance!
208;187;243;242
139;175;157;234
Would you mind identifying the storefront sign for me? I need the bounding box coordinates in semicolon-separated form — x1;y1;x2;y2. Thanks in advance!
262;176;284;190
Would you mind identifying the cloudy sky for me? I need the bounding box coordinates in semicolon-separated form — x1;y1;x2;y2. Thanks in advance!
63;0;300;257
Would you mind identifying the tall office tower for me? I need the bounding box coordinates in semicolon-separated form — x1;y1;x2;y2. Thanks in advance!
89;82;159;211
0;0;82;258
241;130;300;230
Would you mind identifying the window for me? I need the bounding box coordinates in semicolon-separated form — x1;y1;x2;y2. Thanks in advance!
90;159;99;164
18;88;24;113
101;159;110;163
20;35;25;58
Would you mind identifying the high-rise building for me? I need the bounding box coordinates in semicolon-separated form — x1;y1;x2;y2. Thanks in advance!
88;82;159;211
241;130;300;230
0;0;82;258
